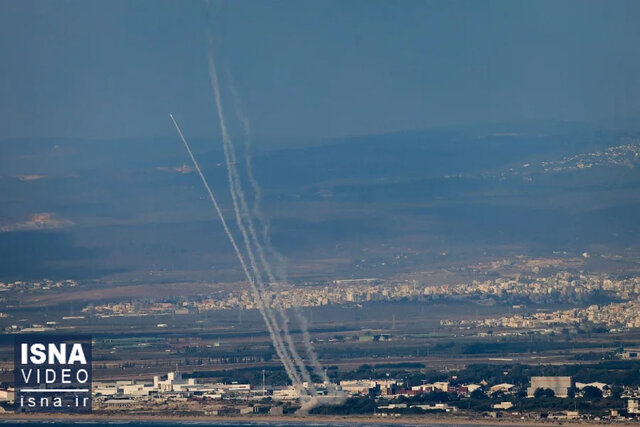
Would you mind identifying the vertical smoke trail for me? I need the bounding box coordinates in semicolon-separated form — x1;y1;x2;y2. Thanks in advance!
168;114;305;394
228;82;334;388
203;2;344;408
205;37;317;399
202;2;309;392
209;55;313;389
227;78;283;275
206;45;317;394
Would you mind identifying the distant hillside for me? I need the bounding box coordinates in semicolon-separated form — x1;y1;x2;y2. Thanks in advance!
0;121;639;281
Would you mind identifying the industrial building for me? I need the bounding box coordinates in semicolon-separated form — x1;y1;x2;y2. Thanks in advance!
527;376;573;398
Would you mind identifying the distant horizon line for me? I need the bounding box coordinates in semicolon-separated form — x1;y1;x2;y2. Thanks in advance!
2;117;640;146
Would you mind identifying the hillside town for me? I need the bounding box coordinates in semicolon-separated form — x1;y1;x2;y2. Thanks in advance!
73;271;640;321
0;279;78;293
444;298;640;332
3;271;640;338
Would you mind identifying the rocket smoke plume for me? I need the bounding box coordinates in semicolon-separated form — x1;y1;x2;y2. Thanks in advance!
169;114;305;394
205;35;318;396
189;1;346;409
199;1;310;398
228;80;335;391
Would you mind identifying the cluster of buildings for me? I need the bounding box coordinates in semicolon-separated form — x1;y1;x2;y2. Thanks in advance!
0;279;78;293
540;141;640;173
78;272;640;318
3;372;640;419
438;273;640;304
447;140;640;182
91;371;357;414
446;298;640;332
94;371;255;401
85;301;190;317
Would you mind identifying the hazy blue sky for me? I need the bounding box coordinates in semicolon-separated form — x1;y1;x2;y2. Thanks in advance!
1;0;640;141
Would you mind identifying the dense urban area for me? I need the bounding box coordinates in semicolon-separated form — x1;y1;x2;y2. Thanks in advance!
3;268;640;334
2;255;640;423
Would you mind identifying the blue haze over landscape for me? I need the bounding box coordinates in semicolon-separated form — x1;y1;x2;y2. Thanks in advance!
1;0;640;140
1;1;640;282
2;2;640;423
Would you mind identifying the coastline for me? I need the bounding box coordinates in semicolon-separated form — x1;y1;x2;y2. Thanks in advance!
2;413;640;426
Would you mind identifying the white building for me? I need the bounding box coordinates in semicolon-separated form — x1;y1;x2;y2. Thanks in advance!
489;383;516;393
492;401;514;410
575;382;608;392
339;380;376;395
120;382;156;396
153;371;216;393
412;403;456;412
93;382;119;396
527;376;572;398
94;371;244;400
154;371;192;392
433;381;450;391
0;388;14;404
272;385;299;400
629;399;639;415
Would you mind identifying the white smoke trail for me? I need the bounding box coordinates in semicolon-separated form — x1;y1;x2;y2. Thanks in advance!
227;77;282;274
203;2;344;408
168;114;304;393
228;82;336;390
206;45;317;395
204;36;317;399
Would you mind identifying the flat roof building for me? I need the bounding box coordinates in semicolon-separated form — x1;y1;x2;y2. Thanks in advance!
527;376;572;398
